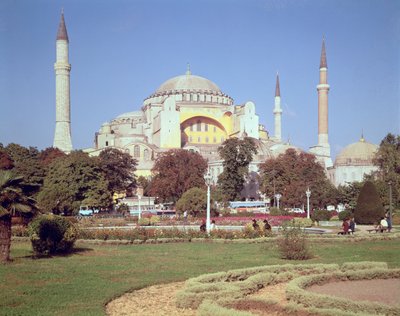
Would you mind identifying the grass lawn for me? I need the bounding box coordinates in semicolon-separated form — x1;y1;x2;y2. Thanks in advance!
1;239;400;316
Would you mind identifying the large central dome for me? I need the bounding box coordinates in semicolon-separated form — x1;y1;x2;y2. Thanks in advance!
156;73;221;93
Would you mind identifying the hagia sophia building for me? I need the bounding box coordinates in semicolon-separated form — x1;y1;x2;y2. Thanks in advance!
52;12;378;194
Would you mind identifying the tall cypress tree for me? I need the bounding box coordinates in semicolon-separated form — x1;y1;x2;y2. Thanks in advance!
354;181;384;224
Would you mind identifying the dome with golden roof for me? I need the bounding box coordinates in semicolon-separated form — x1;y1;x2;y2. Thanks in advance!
335;137;378;166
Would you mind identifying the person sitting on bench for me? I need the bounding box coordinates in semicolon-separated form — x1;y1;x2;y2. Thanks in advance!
379;217;388;233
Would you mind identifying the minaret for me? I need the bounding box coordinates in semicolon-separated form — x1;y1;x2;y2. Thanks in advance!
53;10;73;153
310;37;332;168
317;37;330;149
273;73;282;142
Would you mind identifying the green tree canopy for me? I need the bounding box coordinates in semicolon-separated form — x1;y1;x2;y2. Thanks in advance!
175;187;212;217
372;133;400;208
149;149;208;203
37;151;112;215
98;147;137;197
259;149;337;209
217;137;258;201
354;180;384;224
3;143;45;196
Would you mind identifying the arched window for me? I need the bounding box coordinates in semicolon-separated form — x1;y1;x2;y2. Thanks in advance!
190;123;193;131
197;120;201;132
205;137;209;143
134;145;140;158
205;123;208;132
144;149;149;160
105;141;109;147
213;136;217;143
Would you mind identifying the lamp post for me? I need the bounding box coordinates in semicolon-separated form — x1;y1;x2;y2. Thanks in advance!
306;187;311;219
389;181;393;230
204;169;212;234
138;195;142;220
275;193;282;209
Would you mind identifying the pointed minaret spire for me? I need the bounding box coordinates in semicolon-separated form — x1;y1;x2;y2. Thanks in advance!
186;63;191;76
310;36;332;168
320;36;327;69
57;10;69;42
275;72;280;97
53;10;73;153
273;72;282;142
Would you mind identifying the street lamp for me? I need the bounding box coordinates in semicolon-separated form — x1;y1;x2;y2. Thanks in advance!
274;193;282;209
306;187;311;219
204;169;212;234
389;181;393;231
137;195;142;220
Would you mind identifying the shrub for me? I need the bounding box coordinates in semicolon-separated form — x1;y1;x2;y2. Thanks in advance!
277;225;312;260
28;215;78;256
311;209;332;222
284;218;313;227
338;210;353;221
354;181;384;224
269;207;289;216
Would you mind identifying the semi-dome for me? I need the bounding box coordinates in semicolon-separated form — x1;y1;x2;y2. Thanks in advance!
156;73;221;94
335;137;378;166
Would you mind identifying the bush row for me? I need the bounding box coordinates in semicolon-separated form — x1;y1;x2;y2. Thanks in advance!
286;268;400;315
176;262;395;315
176;263;340;310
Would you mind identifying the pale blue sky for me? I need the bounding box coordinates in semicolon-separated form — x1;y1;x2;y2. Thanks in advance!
1;0;399;159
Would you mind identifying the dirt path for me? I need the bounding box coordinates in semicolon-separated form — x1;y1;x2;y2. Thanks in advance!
106;281;196;316
307;279;400;305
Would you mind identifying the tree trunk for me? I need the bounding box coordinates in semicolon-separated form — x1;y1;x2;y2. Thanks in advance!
0;214;11;263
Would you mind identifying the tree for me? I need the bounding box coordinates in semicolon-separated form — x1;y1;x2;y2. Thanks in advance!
217;137;258;201
259;149;336;209
0;170;37;262
149;149;208;203
337;181;364;211
175;187;209;217
354;181;384;224
4;144;45;197
372;133;400;208
0;150;13;170
37;151;112;215
98;148;137;197
38;147;66;167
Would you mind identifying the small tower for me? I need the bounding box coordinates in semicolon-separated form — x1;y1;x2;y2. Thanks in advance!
273;73;282;142
317;37;330;148
53;10;73;153
310;37;332;168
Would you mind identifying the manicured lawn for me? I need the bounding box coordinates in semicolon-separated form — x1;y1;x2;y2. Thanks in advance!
1;239;400;316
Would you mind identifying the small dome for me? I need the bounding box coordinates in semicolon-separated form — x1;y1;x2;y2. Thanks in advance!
335;138;378;166
115;111;143;119
156;74;221;94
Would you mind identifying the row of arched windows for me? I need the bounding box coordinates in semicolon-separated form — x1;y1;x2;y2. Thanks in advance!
133;145;151;160
189;120;218;132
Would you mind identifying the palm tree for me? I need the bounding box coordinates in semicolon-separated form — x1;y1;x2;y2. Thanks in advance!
0;170;36;263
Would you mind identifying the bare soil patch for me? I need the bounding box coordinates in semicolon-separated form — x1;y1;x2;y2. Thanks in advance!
307;279;400;305
106;281;196;316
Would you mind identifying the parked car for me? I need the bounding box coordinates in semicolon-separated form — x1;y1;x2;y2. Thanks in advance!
289;208;305;214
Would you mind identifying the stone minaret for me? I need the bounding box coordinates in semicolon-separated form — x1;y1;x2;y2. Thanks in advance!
273;73;282;142
317;38;330;149
310;38;332;168
53;10;73;153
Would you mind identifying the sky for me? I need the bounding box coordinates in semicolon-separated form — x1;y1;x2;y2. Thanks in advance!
1;0;399;159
